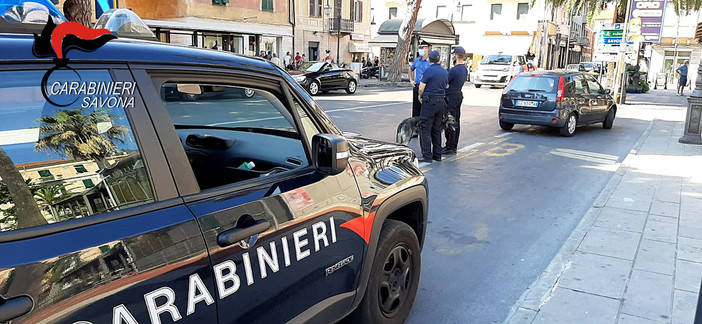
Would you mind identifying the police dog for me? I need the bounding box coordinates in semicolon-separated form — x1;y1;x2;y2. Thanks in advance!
395;113;458;146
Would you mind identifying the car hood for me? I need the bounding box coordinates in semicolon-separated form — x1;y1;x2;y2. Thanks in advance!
344;133;416;163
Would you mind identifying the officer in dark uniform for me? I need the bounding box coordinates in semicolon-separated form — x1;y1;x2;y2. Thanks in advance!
442;46;469;155
417;50;448;163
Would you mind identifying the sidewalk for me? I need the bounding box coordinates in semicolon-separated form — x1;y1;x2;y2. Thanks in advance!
506;89;702;324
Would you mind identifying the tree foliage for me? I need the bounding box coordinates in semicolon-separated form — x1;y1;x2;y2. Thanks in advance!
35;109;129;170
542;0;702;24
386;0;423;82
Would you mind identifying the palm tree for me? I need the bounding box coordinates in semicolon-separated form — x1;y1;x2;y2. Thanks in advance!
0;147;48;230
62;0;92;27
35;109;129;170
33;184;70;222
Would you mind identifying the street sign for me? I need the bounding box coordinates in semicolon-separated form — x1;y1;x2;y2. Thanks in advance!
594;52;618;62
599;38;622;45
599;30;623;37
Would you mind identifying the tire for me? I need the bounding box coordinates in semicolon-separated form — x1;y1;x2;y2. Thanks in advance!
308;80;320;96
348;220;421;324
475;84;482;88
243;88;255;98
346;80;358;94
560;113;577;137
603;107;616;129
499;120;514;131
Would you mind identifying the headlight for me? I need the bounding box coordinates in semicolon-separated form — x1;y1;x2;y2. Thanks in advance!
293;75;306;82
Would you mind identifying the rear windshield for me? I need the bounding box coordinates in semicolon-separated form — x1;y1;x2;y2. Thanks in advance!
481;55;512;65
507;75;558;92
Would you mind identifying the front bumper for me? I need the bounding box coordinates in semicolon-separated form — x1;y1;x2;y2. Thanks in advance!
474;74;510;85
499;107;566;127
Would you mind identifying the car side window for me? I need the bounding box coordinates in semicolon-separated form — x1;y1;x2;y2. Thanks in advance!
573;76;587;94
0;70;155;232
586;78;602;94
159;82;310;190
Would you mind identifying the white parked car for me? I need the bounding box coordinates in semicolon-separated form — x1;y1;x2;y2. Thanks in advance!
473;54;527;88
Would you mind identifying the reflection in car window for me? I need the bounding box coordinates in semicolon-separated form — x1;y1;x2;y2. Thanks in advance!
586;79;602;94
160;83;309;190
0;70;154;232
304;62;326;72
574;77;587;94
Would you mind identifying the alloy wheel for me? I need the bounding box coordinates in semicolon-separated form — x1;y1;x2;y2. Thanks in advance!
378;245;412;317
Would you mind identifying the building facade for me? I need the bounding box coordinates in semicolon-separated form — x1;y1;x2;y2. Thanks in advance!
294;0;372;64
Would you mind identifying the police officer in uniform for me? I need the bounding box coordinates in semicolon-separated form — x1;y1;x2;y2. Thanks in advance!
410;42;431;117
442;46;469;155
417;50;448;163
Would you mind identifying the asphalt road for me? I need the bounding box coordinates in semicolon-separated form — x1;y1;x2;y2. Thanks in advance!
315;86;652;323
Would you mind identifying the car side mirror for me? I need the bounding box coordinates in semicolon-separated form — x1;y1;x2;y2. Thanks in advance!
312;134;349;175
603;89;611;95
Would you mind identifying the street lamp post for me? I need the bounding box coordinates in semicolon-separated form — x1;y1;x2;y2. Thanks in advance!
679;23;702;144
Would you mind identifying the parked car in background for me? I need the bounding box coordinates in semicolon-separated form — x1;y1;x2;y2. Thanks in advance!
498;71;616;136
473;54;527;88
291;61;358;95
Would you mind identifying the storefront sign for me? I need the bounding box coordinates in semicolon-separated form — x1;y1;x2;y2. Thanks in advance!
599;30;623;37
630;0;666;42
350;33;364;41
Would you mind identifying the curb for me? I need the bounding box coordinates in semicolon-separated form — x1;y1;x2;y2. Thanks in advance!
503;117;657;324
359;82;413;88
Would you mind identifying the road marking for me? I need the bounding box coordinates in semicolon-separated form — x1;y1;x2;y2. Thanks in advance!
445;149;480;162
488;137;511;145
494;133;511;138
458;142;484;153
483;143;525;157
326;102;405;113
550;148;619;164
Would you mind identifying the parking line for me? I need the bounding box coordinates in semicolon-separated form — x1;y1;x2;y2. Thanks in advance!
458;142;484;153
326;102;406;113
488;137;511;145
494;133;511;138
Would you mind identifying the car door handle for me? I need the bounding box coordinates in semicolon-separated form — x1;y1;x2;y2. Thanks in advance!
217;220;270;247
589;99;598;105
0;296;33;322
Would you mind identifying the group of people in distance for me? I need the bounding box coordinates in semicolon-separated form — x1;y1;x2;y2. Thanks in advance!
409;42;469;164
257;51;307;71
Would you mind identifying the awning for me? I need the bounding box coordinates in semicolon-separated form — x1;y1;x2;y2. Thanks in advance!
369;34;398;47
349;42;371;53
419;36;456;45
143;17;293;37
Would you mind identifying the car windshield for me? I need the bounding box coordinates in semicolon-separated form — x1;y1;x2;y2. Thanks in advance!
301;62;326;72
481;55;512;65
507;75;557;92
582;62;594;69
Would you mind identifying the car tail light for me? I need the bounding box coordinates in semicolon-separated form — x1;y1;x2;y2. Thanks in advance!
502;78;515;99
556;76;565;102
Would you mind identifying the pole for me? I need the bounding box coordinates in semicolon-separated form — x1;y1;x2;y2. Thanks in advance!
564;7;573;66
540;3;549;68
613;0;633;104
672;16;680;89
336;16;341;64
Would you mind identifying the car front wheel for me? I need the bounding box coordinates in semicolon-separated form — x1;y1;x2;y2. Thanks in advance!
603;107;616;129
348;220;421;324
560;113;577;137
308;80;320;96
346;80;357;94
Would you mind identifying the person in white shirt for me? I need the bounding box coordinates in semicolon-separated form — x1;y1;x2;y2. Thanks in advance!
284;52;292;69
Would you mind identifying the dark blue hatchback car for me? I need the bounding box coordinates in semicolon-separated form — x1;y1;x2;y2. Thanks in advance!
0;21;427;324
498;71;616;137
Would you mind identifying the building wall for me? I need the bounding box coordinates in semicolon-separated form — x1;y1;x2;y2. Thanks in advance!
294;0;372;64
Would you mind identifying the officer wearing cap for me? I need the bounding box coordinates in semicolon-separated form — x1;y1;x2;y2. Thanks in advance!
410;42;432;117
417;50;448;163
442;46;469;155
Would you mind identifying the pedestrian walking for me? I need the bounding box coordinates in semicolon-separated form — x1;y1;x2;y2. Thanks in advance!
442;46;468;155
295;52;302;69
409;42;432;117
677;60;689;96
417;50;448;164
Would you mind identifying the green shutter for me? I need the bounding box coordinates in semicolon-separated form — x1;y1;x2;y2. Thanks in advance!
38;170;52;177
212;0;223;5
74;165;88;173
83;179;94;188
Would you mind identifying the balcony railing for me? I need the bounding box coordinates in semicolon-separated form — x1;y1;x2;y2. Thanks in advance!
328;18;354;34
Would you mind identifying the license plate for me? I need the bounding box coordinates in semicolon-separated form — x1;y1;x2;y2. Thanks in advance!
515;100;538;108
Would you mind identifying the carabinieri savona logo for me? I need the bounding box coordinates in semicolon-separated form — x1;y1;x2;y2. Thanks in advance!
33;18;137;109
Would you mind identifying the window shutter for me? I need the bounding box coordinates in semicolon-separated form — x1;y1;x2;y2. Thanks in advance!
309;0;315;16
350;0;354;21
359;2;362;22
